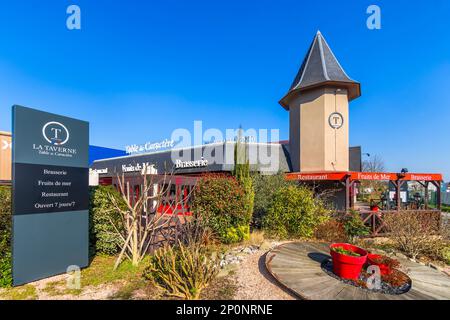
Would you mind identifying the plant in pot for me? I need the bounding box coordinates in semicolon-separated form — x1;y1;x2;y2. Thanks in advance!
330;243;368;280
367;254;400;276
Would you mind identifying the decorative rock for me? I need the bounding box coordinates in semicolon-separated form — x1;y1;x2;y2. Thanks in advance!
217;264;239;278
259;241;273;251
394;252;408;260
243;247;255;254
428;263;439;271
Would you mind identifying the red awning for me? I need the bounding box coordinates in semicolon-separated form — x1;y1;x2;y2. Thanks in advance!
285;172;443;182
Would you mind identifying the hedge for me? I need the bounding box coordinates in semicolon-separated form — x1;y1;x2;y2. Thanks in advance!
0;186;12;287
89;185;126;256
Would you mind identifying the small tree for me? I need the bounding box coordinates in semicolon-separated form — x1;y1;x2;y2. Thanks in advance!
233;127;255;223
342;210;370;242
110;165;194;269
362;154;385;173
361;155;388;205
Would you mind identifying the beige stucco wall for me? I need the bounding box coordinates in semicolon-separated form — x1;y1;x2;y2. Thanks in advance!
0;131;12;181
323;88;349;171
288;87;349;172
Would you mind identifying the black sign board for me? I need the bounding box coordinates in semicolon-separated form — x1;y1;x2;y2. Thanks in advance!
12;105;89;286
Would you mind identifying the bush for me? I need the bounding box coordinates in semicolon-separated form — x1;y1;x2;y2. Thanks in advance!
0;186;12;287
251;173;295;228
89;186;126;256
143;241;219;300
421;238;450;265
263;185;329;239
192;175;251;244
384;211;438;260
0;252;12;288
315;219;348;243
342;210;370;241
441;246;450;265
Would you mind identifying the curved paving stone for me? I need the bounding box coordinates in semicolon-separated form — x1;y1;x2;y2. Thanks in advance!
265;242;450;300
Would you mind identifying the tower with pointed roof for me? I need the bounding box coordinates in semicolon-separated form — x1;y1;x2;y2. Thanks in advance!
280;31;361;172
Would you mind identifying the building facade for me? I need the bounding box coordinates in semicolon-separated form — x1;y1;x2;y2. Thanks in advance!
0;131;12;183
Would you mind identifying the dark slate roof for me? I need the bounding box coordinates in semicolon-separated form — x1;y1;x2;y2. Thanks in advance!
280;31;361;109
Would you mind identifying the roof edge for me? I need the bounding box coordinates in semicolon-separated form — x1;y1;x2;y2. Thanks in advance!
279;81;361;110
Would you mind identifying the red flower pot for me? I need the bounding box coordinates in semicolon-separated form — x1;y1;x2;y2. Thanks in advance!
367;254;392;276
330;243;368;280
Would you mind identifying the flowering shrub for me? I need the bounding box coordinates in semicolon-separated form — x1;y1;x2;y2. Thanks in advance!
381;269;410;288
368;255;400;270
192;174;251;244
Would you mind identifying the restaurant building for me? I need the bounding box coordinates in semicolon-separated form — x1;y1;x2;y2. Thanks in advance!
90;31;443;223
0;31;441;234
0;131;12;184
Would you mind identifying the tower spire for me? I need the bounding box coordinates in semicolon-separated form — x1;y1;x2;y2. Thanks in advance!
279;32;361;110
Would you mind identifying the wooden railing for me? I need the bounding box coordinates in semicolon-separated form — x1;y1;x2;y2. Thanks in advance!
360;210;442;236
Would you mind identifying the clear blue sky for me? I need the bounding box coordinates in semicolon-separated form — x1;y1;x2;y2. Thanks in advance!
0;0;449;179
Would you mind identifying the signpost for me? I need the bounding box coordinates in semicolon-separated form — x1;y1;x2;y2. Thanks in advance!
12;105;89;286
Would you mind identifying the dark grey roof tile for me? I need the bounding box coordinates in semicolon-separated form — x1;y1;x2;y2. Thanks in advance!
280;31;361;109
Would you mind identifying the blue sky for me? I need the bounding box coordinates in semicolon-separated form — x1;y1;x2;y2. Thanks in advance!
0;0;449;179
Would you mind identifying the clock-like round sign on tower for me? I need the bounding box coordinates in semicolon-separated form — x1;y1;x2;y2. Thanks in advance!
328;112;344;130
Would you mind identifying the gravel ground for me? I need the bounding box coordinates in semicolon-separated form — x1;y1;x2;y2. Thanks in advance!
231;250;297;300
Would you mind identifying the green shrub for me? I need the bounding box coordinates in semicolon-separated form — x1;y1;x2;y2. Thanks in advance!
342;210;370;241
421;238;450;265
89;185;126;256
223;225;250;244
441;246;450;265
192;175;250;244
251;173;295;228
143;241;219;300
238;176;254;224
0;252;12;288
0;186;12;287
263;185;329;239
